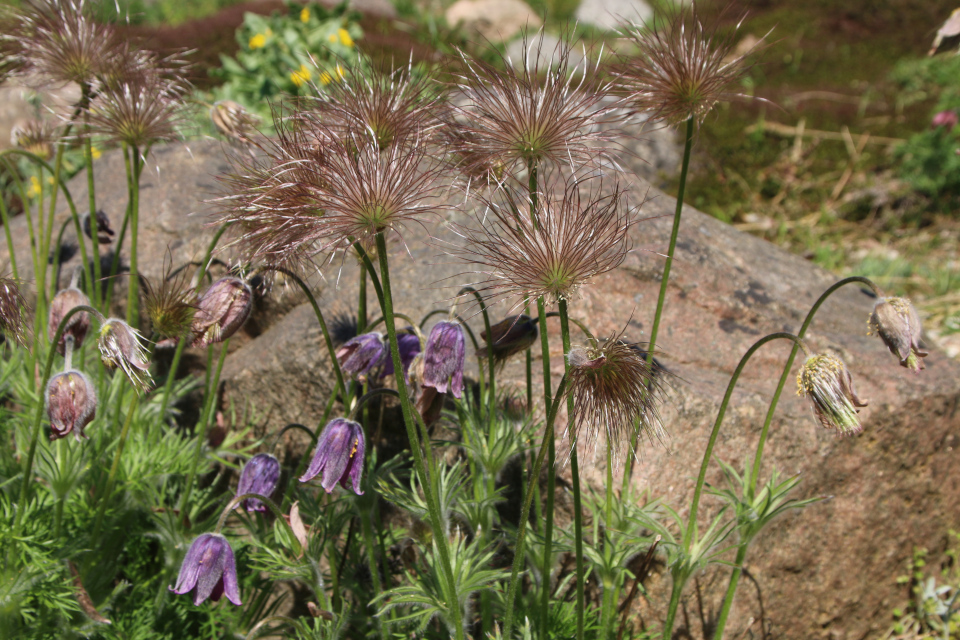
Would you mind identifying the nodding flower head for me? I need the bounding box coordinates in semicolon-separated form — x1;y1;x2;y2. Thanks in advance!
210;100;259;142
797;353;868;437
300;418;365;495
0;277;27;346
868;297;927;372
82;209;115;245
98;318;152;393
566;329;664;457
236;453;281;512
422;321;466;399
477;314;538;367
191;277;253;347
381;328;421;382
336;332;387;382
615;5;763;127
48;287;90;355
452;36;621;173
46;369;96;441
453;178;634;307
170;533;242;606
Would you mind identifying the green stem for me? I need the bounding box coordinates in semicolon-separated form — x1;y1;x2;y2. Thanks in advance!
663;579;684;640
558;299;585;640
457;286;495;417
178;341;229;527
358;256;367;333
0;188;19;282
503;375;569;640
82;85;101;309
157;336;188;430
125;145;140;326
711;543;748;640
91;394;138;540
370;233;464;640
535;295;555;640
358;504;384;603
191;222;233;291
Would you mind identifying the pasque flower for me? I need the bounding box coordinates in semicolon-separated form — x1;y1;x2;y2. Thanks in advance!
98;318;152;392
236;453;281;512
337;332;388;382
868;297;927;372
192;277;253;347
49;286;90;355
453;178;634;307
422;321;466;398
380;329;421;381
566;329;664;455
86;72;186;148
143;267;196;341
797;353;868;436
615;4;762;127
477;314;538;367
210;100;259;142
300;418;365;495
170;533;242;606
82;210;115;245
46;369;96;440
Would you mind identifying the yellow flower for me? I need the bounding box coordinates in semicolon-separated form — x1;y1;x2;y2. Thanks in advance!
265;28;273;36
328;33;337;43
338;28;353;47
27;175;41;198
290;64;312;87
91;146;101;160
249;33;267;49
300;7;310;22
319;71;332;85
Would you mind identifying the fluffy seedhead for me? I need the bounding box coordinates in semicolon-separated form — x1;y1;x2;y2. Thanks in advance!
797;353;868;436
452;178;634;308
452;36;621;174
565;329;664;459
10;119;61;160
142;263;197;340
300;62;445;152
615;5;762;127
0;277;27;346
98;318;152;393
868;297;927;372
86;72;186;148
210;100;259;142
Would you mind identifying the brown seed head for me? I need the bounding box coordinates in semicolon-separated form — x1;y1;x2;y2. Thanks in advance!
868;297;927;371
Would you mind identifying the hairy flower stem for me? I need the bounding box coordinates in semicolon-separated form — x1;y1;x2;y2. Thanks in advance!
0;185;18;283
358;258;368;333
558;299;586;640
535;295;556;640
457;287;495;418
369;233;464;640
91;394;138;540
710;276;880;640
156;337;187;437
504;375;569;640
125;144;141;326
81;85;102;309
626;116;694;481
359;504;384;616
178;341;229;527
13;304;103;537
105;145;139;307
662;332;809;640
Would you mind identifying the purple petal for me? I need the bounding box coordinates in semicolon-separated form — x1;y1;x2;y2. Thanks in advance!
193;535;228;605
170;533;211;596
341;423;365;495
220;537;242;605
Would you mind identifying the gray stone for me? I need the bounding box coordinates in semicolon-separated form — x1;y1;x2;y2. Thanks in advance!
445;0;541;42
574;0;651;32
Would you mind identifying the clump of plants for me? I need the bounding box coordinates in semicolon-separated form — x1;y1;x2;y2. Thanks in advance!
0;1;933;639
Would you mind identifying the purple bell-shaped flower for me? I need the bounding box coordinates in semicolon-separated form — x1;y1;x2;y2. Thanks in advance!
170;533;242;606
422;321;465;398
236;453;281;512
336;332;387;382
299;418;365;495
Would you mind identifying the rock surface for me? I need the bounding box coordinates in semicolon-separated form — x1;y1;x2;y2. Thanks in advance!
445;0;541;41
7;140;958;640
574;0;651;32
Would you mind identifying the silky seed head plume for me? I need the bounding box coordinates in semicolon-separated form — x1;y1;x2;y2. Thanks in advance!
566;330;664;459
868;297;927;372
142;266;197;340
98;318;152;393
453;178;634;307
615;4;763;127
10;119;60;160
797;353;868;437
86;73;185;148
453;36;622;173
210;100;259;142
0;278;27;346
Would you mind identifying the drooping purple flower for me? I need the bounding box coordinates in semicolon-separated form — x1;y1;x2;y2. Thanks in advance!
46;370;97;441
932;110;958;130
422;321;465;398
170;533;242;606
381;329;421;381
236;453;281;512
49;287;90;355
299;418;365;495
192;277;253;347
336;332;387;382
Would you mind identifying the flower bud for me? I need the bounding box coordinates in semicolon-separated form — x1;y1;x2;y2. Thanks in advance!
236;453;281;512
192;277;253;347
170;533;242;606
380;329;420;381
797;353;868;436
932;110;959;130
99;318;152;392
422;321;466;398
46;370;97;441
300;418;365;495
48;287;90;355
336;332;387;382
868;297;927;371
477;314;537;366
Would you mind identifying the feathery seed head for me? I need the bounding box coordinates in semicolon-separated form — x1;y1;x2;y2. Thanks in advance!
210;100;259;141
98;318;152;393
10;119;60;160
797;353;868;436
566;329;664;458
616;5;761;127
86;73;185;148
868;297;927;372
142;266;197;341
0;278;27;346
